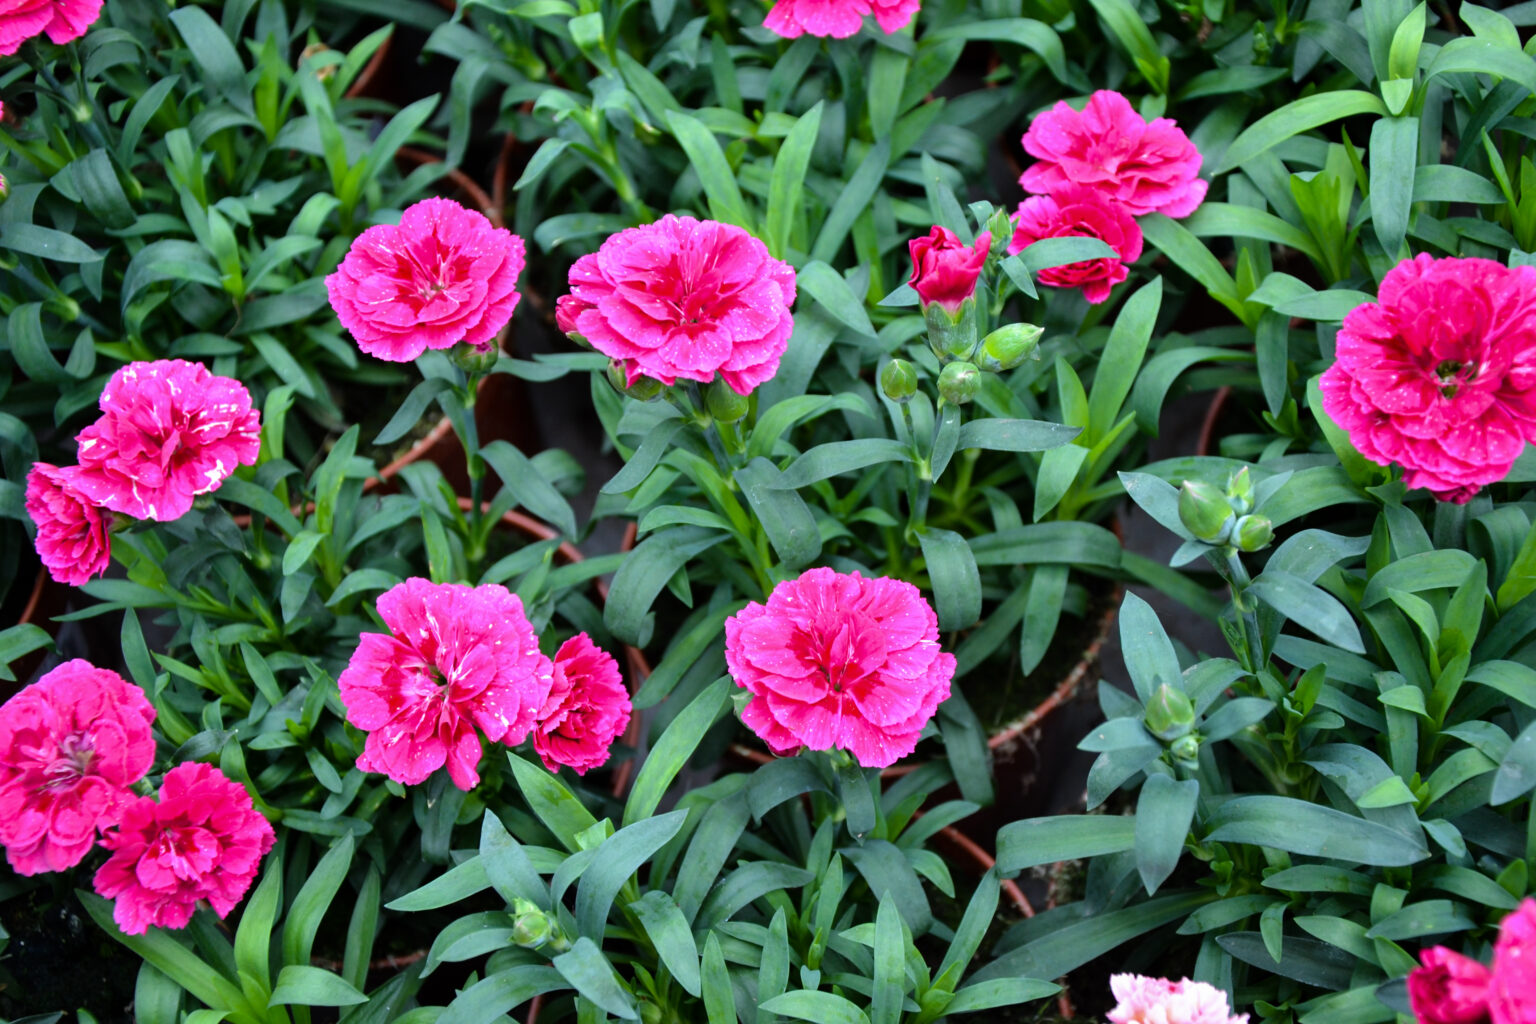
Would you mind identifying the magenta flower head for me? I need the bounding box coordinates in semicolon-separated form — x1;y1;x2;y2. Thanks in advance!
1021;90;1207;219
556;214;796;396
1009;184;1144;305
338;578;554;791
25;462;111;586
93;762;275;935
762;0;918;37
0;660;156;876
1409;947;1494;1024
1491;899;1536;1024
327;197;526;363
0;0;104;57
72;360;261;522
909;226;992;313
1107;975;1249;1024
724;568;955;769
1319;255;1536;503
533;634;632;776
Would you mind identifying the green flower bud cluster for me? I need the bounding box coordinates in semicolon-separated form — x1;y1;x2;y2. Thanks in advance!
1177;467;1273;552
511;898;570;953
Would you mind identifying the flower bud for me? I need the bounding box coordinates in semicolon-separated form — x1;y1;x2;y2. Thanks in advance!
937;361;981;405
450;341;499;377
1226;466;1255;515
984;208;1015;259
1178;479;1235;543
879;359;919;403
976;323;1043;373
1171;733;1201;765
909;225;991;314
1232;514;1274;553
705;378;749;423
1143;684;1196;741
511;899;554;949
0;171;9;205
606;360;663;401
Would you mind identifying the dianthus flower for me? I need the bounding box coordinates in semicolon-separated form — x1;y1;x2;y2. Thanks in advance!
909;226;992;313
1021;90;1207;219
762;0;917;37
532;634;631;776
1107;975;1249;1024
0;660;155;875
1009;184;1143;305
327;197;526;363
25;462;111;586
1490;899;1536;1024
72;360;260;522
93;762;274;935
556;214;796;396
1410;947;1494;1024
724;568;954;769
0;0;103;57
1319;255;1536;502
338;578;553;790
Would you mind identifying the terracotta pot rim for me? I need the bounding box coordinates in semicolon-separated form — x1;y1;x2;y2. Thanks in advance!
1196;385;1232;460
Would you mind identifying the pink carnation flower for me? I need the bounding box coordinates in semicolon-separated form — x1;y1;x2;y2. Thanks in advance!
0;660;156;875
1021;90;1207;219
1319;255;1536;502
762;0;917;37
533;634;631;776
338;578;553;790
724;568;955;769
909;225;992;313
1491;899;1536;1024
1010;184;1144;305
0;0;104;57
1107;975;1249;1024
326;197;525;363
1410;947;1494;1024
25;462;111;586
93;762;275;935
72;360;260;522
556;214;796;396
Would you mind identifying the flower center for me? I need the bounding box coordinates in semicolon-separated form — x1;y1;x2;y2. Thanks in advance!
41;734;96;789
1435;359;1475;398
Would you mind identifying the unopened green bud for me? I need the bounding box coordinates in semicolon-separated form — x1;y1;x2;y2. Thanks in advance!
976;323;1043;373
937;361;981;405
1178;479;1235;543
606;360;663;401
639;1002;665;1024
705;378;749;423
450;341;498;377
1144;683;1196;741
1232;514;1274;553
880;359;919;403
984;208;1015;258
924;297;980;364
1171;733;1201;764
74;102;94;124
1226;466;1255;515
0;172;9;205
511;898;554;949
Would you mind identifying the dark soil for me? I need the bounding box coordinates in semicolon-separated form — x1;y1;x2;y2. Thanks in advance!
0;888;138;1023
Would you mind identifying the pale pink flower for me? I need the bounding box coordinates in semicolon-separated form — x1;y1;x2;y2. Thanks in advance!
25;462;111;586
1319;255;1536;502
72;360;260;522
533;634;631;776
1107;975;1249;1024
338;578;553;790
556;214;796;396
1021;90;1207;219
1009;184;1144;305
1490;899;1536;1024
0;0;103;57
326;197;525;363
724;568;954;769
0;660;155;875
1410;947;1494;1024
93;762;275;935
